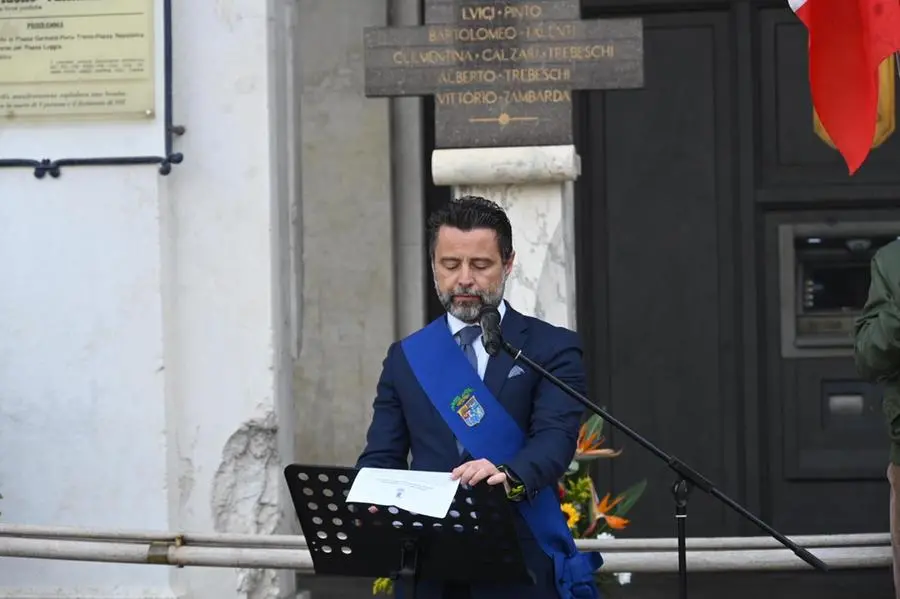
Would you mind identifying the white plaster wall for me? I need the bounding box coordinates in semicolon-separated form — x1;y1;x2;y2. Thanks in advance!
0;0;298;598
0;170;171;597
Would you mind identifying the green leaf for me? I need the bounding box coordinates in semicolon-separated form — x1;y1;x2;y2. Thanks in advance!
610;479;647;519
581;414;605;442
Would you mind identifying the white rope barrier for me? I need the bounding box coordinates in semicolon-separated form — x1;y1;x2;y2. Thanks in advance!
0;524;308;548
0;537;315;570
579;532;891;551
0;524;890;573
601;546;890;573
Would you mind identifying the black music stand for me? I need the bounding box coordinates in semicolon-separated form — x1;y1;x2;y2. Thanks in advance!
284;464;533;598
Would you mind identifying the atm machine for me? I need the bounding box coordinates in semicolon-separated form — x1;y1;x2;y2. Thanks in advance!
779;220;900;359
764;213;900;533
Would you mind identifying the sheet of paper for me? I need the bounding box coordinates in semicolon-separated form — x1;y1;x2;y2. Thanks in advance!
345;467;460;519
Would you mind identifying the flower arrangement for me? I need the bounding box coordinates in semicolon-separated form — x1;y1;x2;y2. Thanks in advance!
372;414;646;595
562;414;647;591
561;413;646;536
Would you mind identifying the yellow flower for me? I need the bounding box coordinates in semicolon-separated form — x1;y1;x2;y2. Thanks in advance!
372;577;393;595
560;502;580;529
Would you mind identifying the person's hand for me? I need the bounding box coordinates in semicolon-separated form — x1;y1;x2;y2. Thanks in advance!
451;458;507;487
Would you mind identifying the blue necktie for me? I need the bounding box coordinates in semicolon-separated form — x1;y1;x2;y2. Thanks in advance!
457;325;482;373
455;325;482;456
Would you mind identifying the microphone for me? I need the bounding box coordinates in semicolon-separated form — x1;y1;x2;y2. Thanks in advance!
478;305;503;356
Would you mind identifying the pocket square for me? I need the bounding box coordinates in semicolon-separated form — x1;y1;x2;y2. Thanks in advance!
507;365;525;379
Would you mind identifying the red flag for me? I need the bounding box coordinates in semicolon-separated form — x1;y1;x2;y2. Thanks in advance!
790;0;900;174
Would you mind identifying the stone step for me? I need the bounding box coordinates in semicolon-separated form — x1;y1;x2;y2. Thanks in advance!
297;568;892;599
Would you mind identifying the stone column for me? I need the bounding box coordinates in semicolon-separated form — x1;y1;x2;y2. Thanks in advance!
431;145;580;330
293;0;397;468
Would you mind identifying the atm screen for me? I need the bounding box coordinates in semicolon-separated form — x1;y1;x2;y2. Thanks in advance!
781;223;900;357
803;263;870;312
795;233;900;314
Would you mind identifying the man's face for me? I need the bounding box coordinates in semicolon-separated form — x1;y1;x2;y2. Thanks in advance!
432;225;514;323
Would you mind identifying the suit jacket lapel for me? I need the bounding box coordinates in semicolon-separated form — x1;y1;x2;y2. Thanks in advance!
483;301;528;401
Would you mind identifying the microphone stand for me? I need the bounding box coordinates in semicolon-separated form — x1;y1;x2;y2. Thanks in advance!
495;337;829;599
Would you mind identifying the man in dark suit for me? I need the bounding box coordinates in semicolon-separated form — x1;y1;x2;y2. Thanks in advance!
356;196;601;599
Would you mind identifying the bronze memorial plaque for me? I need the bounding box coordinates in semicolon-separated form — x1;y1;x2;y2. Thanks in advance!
0;0;155;122
363;0;643;148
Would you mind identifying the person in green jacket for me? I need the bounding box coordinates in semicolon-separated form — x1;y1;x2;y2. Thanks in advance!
854;238;900;598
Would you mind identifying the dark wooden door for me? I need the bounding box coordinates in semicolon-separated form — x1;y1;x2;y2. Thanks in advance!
576;0;900;538
574;7;742;540
755;6;900;535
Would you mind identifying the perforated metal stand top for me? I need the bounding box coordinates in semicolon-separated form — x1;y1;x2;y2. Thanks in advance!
284;464;531;597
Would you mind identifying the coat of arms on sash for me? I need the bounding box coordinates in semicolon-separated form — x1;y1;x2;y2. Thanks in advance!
450;386;485;427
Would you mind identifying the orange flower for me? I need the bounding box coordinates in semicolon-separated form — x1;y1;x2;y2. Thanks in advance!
595;492;630;530
584;489;631;536
575;417;622;460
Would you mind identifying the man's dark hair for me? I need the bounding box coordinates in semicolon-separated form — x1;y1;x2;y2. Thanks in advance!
426;195;514;263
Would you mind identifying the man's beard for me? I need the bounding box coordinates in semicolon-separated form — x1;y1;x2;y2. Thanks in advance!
434;270;508;324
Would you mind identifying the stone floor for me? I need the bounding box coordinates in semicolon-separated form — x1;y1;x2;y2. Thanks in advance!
297;568;893;599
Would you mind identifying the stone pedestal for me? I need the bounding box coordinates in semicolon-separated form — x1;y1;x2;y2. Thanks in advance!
431;145;580;329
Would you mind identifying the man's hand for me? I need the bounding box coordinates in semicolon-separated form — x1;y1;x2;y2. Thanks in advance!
451;458;507;487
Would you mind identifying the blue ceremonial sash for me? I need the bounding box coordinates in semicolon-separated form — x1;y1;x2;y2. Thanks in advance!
400;317;603;599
